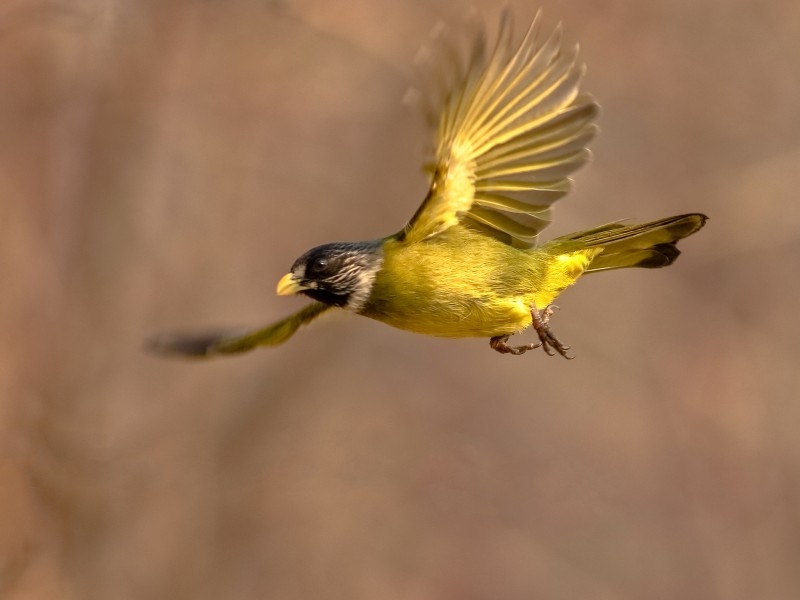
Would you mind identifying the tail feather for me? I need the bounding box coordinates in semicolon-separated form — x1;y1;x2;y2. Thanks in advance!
557;213;707;272
588;242;681;271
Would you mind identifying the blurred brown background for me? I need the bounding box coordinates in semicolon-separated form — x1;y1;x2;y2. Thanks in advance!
2;0;799;598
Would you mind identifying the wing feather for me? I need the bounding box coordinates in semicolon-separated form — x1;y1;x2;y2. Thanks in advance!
146;302;333;358
402;11;598;247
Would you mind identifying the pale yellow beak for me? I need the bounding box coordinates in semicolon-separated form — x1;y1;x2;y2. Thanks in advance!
276;272;305;296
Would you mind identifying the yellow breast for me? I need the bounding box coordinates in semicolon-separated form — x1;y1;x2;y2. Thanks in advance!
359;227;599;339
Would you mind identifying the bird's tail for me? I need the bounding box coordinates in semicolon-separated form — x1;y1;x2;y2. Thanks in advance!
557;213;707;272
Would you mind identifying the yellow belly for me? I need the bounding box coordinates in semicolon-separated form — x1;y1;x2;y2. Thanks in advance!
360;228;598;338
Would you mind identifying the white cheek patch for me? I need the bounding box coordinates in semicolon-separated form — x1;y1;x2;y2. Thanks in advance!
344;257;384;313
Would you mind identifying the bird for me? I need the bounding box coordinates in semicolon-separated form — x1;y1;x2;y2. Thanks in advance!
148;11;707;360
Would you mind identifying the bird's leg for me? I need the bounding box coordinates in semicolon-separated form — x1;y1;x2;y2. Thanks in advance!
489;334;541;355
531;304;574;359
489;305;574;358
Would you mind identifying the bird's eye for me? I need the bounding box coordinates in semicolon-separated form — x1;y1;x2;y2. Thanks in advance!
311;257;328;272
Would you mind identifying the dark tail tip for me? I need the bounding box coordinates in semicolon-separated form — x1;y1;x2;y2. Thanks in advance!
637;242;681;268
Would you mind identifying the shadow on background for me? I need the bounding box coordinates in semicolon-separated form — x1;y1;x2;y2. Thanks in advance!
2;0;799;598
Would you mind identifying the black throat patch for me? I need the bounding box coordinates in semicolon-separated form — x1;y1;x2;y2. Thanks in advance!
300;287;351;308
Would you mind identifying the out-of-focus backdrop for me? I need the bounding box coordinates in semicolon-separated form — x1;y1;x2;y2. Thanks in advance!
2;0;799;598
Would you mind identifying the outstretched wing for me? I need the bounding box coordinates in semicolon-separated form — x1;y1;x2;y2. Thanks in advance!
402;11;599;247
146;302;333;358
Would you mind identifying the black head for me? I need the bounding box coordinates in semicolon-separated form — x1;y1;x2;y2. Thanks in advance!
280;241;383;310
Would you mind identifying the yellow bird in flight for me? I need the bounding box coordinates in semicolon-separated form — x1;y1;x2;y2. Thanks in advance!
150;11;707;359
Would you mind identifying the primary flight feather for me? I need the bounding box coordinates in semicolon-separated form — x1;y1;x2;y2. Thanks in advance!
149;11;707;359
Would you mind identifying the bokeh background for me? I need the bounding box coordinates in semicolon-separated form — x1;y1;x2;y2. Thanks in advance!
2;0;799;598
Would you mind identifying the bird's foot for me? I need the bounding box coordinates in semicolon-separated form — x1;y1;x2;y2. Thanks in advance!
488;305;574;359
489;334;541;356
531;304;574;359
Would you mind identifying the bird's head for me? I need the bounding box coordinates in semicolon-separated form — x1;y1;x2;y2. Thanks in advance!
276;241;383;311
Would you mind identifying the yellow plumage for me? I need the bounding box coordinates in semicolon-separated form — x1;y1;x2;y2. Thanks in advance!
148;11;707;359
364;227;598;338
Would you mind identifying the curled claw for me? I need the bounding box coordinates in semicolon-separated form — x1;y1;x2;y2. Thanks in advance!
489;304;574;359
489;334;541;355
531;304;574;359
541;304;559;323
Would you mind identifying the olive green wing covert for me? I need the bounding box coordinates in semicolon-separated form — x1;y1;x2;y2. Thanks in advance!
403;11;599;247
